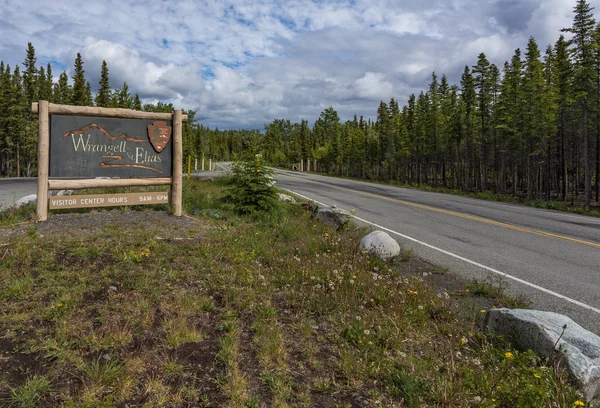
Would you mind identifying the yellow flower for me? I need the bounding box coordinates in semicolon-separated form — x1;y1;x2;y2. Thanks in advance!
465;288;470;293
504;352;513;359
57;303;63;307
352;275;357;279
534;374;541;379
460;337;468;345
255;232;259;235
324;233;329;237
574;401;585;406
480;309;486;313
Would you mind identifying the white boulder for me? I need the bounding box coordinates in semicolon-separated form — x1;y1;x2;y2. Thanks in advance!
14;194;37;208
484;308;600;402
278;193;296;204
359;230;401;260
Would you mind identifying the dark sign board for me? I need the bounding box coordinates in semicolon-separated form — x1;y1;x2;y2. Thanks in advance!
49;115;172;178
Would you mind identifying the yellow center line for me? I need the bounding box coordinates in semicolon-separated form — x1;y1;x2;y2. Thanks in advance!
282;174;600;249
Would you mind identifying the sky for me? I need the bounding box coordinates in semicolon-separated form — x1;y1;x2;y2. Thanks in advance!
0;0;594;129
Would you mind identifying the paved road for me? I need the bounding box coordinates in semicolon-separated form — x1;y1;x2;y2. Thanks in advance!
0;178;38;210
274;170;600;334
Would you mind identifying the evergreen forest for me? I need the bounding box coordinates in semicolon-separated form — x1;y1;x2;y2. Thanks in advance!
1;0;600;207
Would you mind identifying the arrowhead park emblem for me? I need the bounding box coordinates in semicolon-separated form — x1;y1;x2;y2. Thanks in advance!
147;121;172;153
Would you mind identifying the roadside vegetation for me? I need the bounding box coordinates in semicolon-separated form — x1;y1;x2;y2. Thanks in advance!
0;167;588;406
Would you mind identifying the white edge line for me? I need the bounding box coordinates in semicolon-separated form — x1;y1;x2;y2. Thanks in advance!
281;187;600;316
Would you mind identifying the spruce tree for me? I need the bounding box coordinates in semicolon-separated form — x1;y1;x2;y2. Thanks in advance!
562;0;596;207
460;66;476;190
133;93;142;110
472;53;492;191
54;71;71;104
553;35;572;200
95;60;111;107
117;82;131;108
71;53;87;106
22;42;37;107
523;37;546;199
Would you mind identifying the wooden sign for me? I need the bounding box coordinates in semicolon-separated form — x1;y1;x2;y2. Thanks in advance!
49;192;169;209
33;102;185;221
50;115;172;178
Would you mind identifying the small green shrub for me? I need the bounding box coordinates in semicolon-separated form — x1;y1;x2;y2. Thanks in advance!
223;154;279;214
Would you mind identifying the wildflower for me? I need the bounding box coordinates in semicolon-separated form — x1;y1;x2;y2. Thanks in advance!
140;247;150;257
534;374;541;379
460;337;468;346
418;305;424;310
352;275;357;279
465;288;470;293
255;232;259;235
480;309;486;313
351;209;356;213
363;329;370;335
324;233;329;237
57;303;63;307
574;401;585;407
504;352;513;359
355;316;361;321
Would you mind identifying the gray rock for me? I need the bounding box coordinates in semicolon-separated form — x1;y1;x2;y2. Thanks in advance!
278;193;296;204
314;205;350;230
207;209;223;220
55;190;73;196
359;230;401;260
14;194;37;208
484;308;600;402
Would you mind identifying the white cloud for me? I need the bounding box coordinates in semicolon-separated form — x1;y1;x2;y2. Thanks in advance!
0;0;594;129
354;72;394;100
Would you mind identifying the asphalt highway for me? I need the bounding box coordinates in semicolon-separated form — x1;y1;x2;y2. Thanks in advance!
273;169;600;334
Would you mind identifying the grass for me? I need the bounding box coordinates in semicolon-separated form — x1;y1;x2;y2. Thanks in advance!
0;177;590;407
9;375;53;408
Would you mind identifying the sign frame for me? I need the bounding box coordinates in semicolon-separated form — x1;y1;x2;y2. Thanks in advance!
33;101;187;221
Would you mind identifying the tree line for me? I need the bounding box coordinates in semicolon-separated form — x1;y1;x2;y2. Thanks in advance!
0;44;257;177
1;0;599;207
260;0;600;206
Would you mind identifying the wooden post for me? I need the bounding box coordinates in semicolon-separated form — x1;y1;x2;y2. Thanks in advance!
209;158;212;171
171;110;183;216
195;158;198;171
202;156;205;171
307;159;310;172
300;159;304;172
36;100;49;222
